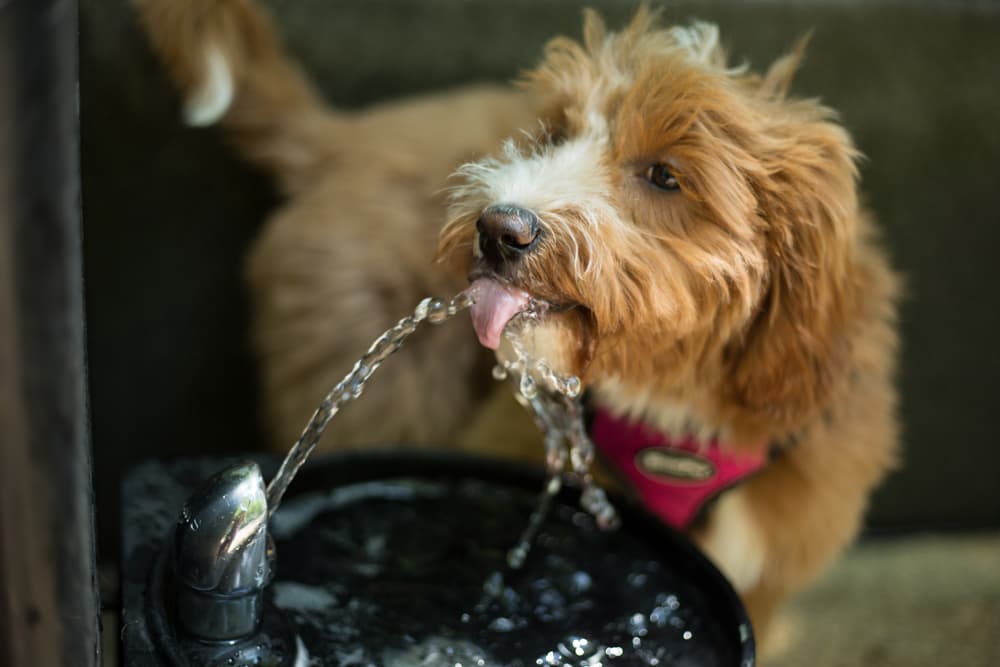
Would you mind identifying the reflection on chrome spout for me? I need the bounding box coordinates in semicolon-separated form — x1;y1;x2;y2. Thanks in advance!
172;461;272;641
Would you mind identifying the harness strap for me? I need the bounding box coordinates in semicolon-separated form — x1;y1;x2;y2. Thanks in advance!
590;408;766;530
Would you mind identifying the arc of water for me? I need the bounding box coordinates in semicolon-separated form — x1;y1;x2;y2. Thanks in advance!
266;291;476;515
263;286;618;572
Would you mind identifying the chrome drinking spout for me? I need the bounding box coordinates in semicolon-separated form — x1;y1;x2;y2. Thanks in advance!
172;461;274;641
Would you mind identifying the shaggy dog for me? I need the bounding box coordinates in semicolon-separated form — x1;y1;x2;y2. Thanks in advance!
135;0;899;653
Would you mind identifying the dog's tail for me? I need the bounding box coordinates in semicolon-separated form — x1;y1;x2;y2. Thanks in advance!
134;0;338;193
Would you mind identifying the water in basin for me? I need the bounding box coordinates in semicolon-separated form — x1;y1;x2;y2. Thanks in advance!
269;476;735;667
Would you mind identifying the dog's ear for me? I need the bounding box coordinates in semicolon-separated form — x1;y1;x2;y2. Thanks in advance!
757;31;813;101
723;103;862;434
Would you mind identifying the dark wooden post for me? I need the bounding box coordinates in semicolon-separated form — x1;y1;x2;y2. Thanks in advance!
0;0;100;665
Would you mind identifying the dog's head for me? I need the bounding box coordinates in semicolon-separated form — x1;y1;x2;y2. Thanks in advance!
438;9;863;436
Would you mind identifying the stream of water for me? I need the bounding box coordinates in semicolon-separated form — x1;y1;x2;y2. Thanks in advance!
496;312;619;567
266;290;477;514
265;287;618;568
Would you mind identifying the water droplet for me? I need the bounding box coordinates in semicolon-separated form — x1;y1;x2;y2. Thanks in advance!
546;444;568;473
519;373;538;400
506;544;528;569
355;361;370;377
581;485;620;530
682;631;693;641
649;605;670;627
398;317;418;336
605;646;624;658
492;364;508;381
350;379;364;399
426;298;448;324
629;612;649;637
569;570;592;594
455;289;476;309
488;617;515;632
483;571;504;598
537;650;561;666
557;635;596;658
414;297;432;321
538;587;566;610
563;375;582;398
627;572;648;588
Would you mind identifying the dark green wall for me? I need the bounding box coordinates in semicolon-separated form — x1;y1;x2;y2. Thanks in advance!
81;0;1000;561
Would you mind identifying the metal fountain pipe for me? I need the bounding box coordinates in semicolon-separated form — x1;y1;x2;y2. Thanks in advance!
166;291;477;647
172;461;273;641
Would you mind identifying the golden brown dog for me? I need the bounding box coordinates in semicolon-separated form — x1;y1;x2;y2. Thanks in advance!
135;0;899;654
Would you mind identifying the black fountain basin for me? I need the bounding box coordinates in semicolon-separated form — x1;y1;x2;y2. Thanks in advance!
121;451;754;667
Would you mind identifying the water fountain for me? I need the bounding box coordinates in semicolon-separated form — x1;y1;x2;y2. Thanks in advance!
119;289;755;666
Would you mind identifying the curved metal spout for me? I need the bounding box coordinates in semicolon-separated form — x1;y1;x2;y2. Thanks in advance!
172;461;273;641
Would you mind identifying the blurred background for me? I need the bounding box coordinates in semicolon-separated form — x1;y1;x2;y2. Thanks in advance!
75;0;998;664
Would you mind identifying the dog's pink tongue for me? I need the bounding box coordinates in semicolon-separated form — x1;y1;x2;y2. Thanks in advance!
469;279;531;350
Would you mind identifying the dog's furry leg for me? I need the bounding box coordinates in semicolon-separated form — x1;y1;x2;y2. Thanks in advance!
696;489;769;594
696;393;897;651
133;0;341;194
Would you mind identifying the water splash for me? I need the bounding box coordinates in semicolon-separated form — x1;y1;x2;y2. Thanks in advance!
266;290;477;514
499;312;620;568
537;635;621;666
383;637;496;667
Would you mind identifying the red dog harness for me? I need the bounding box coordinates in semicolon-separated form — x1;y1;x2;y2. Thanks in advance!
591;408;766;530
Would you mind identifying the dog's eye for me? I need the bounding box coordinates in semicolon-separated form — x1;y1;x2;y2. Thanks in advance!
644;164;680;192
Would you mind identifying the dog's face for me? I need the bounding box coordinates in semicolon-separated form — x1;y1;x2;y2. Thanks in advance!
439;10;862;435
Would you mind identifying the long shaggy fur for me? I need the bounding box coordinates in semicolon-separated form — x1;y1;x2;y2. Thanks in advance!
136;1;899;654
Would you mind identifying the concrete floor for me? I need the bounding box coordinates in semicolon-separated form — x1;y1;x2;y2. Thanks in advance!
770;532;1000;667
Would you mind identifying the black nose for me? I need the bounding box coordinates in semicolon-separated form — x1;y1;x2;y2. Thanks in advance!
476;204;541;261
